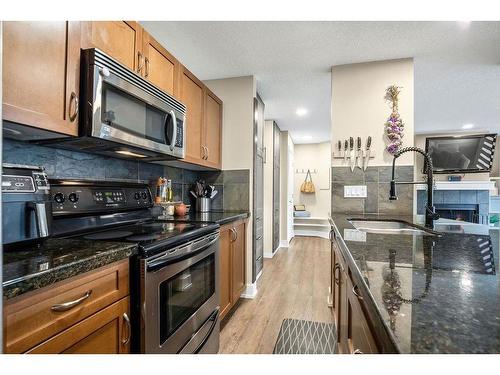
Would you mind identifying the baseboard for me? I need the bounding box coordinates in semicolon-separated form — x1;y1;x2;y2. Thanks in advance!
240;282;258;299
279;240;289;248
263;250;275;259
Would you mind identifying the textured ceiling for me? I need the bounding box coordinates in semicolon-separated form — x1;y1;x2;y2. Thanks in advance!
141;21;500;143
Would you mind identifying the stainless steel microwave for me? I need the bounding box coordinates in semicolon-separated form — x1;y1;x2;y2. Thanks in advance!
75;48;186;160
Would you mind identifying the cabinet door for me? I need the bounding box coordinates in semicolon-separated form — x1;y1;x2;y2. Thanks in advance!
345;279;379;354
27;297;131;354
337;260;348;353
142;32;178;96
180;67;204;163
219;227;232;320
81;21;141;73
231;222;246;304
2;21;79;136
204;90;222;169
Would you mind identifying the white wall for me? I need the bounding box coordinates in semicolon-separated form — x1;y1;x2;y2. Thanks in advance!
293;142;331;218
331;58;414;167
263;120;274;256
204;76;256;287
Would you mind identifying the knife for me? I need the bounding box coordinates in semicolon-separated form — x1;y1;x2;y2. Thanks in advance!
356;137;362;169
337;140;342;158
344;140;349;163
363;136;372;171
349;137;355;172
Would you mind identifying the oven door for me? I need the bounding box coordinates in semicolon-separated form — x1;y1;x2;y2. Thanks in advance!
89;63;185;158
141;232;220;353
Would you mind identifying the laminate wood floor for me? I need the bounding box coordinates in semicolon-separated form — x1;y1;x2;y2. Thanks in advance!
219;236;334;354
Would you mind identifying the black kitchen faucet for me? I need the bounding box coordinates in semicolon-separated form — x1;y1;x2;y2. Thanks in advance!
389;146;440;229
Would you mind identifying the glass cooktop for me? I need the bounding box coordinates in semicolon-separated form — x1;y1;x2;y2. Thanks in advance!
81;220;218;257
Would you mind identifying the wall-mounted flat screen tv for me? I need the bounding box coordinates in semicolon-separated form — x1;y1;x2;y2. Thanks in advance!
424;134;497;174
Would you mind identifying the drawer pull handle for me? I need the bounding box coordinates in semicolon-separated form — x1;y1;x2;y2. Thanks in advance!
122;312;131;345
353;349;363;354
51;290;92;312
352;285;363;300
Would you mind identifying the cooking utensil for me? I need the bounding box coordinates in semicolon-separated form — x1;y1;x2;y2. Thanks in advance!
337;140;342;158
349;137;355;172
190;191;198;199
363;136;372;171
356;137;362;169
210;190;218;199
344;140;349;163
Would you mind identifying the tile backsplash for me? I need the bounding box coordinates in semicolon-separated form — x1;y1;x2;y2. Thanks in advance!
331;165;414;215
3;139;250;211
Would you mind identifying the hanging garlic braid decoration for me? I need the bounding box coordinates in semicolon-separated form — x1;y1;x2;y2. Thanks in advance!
384;85;405;155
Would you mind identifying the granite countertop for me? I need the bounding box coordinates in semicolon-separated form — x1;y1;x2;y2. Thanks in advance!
159;211;250;226
3;239;137;300
329;213;499;354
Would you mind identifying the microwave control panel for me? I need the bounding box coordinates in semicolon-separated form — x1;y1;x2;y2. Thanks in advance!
175;118;184;147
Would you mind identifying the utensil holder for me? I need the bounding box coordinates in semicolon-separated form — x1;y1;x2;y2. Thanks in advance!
195;197;211;212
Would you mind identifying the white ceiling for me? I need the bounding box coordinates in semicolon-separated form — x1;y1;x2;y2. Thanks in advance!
141;21;500;144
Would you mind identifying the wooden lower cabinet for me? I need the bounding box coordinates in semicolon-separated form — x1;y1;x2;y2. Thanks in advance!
219;220;247;320
27;297;131;354
331;239;379;354
3;259;130;354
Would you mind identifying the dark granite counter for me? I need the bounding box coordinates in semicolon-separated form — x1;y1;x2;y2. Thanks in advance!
159;211;250;226
329;213;499;354
3;239;137;300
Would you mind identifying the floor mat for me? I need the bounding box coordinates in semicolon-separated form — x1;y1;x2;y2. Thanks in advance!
273;318;337;354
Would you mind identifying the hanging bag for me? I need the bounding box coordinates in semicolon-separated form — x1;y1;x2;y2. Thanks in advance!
300;169;315;194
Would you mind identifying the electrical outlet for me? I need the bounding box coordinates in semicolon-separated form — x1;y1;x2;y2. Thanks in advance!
343;229;367;242
344;185;367;198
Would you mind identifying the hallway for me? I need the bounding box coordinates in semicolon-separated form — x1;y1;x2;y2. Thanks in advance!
219;236;333;354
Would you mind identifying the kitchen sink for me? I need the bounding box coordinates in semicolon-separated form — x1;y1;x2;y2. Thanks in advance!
348;219;437;236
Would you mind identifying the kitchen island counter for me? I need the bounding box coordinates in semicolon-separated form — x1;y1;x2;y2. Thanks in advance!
329;214;499;353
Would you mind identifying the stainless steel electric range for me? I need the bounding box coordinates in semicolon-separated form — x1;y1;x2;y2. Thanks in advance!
49;179;220;354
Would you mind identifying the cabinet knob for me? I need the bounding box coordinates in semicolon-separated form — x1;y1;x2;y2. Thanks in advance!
122;312;131;345
69;91;79;122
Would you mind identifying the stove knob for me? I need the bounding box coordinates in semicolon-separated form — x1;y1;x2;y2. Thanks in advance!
54;192;65;204
134;192;141;200
141;192;147;200
68;193;79;203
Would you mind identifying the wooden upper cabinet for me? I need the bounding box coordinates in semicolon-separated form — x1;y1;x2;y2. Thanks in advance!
231;222;246;304
180;67;204;163
2;21;80;136
204;90;223;169
142;33;178;96
80;21;142;73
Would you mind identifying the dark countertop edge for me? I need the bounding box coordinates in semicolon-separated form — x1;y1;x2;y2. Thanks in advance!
328;216;401;353
216;212;250;225
3;243;137;301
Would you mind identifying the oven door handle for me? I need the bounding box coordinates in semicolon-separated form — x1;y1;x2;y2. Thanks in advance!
146;234;219;272
178;308;220;354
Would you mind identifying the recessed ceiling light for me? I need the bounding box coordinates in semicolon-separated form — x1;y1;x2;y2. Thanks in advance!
296;108;308;117
462;123;474;130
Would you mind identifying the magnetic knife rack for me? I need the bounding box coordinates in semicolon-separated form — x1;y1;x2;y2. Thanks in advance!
331;150;375;160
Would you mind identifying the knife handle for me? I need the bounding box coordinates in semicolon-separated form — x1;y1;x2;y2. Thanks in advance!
349;137;354;149
344;140;349;150
338;140;342;151
357;137;362;150
366;136;372;149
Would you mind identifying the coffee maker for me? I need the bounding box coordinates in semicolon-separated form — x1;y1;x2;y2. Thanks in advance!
2;163;52;249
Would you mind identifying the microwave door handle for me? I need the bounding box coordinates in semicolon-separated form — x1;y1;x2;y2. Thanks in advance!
27;202;50;238
169;110;177;151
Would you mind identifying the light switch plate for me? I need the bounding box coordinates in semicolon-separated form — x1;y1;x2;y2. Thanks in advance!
344;185;367;198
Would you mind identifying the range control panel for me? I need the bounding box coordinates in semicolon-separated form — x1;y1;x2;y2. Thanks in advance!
50;181;152;216
2;170;49;193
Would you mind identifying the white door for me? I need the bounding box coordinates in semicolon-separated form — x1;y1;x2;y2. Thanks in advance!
287;147;294;242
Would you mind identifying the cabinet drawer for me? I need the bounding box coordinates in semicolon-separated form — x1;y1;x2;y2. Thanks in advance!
4;259;129;353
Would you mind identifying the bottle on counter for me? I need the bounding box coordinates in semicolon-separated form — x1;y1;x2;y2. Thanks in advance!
166;179;173;202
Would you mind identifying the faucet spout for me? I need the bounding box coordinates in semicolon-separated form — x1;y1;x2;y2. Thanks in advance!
389;146;439;229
